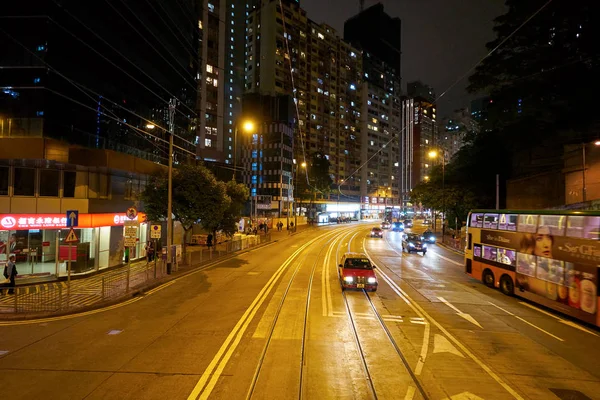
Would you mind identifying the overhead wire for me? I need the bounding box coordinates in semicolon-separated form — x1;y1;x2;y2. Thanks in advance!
150;0;198;53
48;1;198;119
107;0;198;85
0;27;197;153
338;0;554;197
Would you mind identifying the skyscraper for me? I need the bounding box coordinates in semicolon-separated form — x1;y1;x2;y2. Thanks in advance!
344;3;402;218
246;0;364;203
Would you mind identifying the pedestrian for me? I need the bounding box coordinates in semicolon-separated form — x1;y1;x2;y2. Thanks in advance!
207;233;213;248
1;255;17;295
124;247;130;263
145;241;155;262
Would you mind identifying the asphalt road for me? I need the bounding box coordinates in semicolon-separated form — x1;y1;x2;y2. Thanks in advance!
0;223;599;399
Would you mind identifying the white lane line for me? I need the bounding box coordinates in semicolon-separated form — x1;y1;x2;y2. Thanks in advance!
372;265;524;400
488;302;564;342
519;302;599;337
430;251;463;267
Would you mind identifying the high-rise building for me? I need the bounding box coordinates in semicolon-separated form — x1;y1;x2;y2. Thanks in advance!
246;0;364;202
438;108;477;159
196;0;249;164
0;0;200;279
344;4;402;217
400;81;438;210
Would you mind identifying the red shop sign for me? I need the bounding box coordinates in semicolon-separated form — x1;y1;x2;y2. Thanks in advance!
0;213;147;230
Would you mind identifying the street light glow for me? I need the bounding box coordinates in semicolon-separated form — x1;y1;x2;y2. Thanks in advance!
301;162;307;168
424;175;430;181
145;124;155;129
594;140;600;146
242;120;255;133
428;150;438;159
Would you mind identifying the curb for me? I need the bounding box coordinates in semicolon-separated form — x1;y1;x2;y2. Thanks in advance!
0;226;324;321
437;241;465;256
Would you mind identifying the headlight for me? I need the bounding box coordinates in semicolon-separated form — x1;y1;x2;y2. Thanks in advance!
344;276;354;283
408;242;415;247
367;277;377;284
423;244;428;248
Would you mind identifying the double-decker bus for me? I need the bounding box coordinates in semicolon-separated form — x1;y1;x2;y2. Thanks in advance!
465;209;600;326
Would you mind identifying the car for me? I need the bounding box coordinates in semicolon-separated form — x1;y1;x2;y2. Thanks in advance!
422;219;432;225
380;221;391;230
403;219;413;228
338;252;378;291
421;230;436;243
370;227;384;238
402;233;427;255
392;222;404;232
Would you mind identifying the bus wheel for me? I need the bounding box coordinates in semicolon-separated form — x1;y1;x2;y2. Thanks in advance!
500;275;514;296
482;269;495;288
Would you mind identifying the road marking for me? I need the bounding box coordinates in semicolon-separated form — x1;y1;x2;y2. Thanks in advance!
371;265;523;399
438;297;483;329
519;302;599;337
0;350;9;356
443;392;485;400
433;334;464;358
188;230;340;400
145;281;176;295
488;302;564;342
430;251;463;267
404;386;416;400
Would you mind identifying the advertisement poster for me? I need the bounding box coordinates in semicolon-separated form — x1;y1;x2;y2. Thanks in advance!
478;229;599;324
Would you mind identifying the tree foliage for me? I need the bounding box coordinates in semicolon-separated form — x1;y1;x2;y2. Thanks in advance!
295;151;333;202
141;164;248;244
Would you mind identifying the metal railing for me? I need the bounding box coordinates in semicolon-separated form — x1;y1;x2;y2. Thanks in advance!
0;233;271;315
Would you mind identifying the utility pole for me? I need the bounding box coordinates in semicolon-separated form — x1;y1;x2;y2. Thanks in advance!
167;98;176;274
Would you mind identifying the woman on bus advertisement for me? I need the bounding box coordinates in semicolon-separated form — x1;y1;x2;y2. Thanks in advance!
513;226;597;319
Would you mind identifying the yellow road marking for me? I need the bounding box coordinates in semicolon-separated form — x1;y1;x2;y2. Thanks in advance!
187;229;343;400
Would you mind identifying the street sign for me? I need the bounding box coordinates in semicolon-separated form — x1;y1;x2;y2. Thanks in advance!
64;228;79;243
66;210;78;227
124;226;138;238
126;207;138;220
150;224;161;239
124;237;137;247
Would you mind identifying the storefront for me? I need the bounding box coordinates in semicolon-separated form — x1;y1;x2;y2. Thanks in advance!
0;212;147;278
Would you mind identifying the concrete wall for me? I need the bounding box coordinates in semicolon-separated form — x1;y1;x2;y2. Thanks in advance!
506;169;565;209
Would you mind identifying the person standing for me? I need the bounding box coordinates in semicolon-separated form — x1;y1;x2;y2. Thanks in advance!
2;255;18;295
145;241;155;262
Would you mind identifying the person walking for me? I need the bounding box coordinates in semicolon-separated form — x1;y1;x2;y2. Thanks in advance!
145;241;155;262
1;255;18;295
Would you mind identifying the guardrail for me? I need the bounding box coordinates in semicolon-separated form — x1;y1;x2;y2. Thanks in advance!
0;233;271;316
442;235;465;253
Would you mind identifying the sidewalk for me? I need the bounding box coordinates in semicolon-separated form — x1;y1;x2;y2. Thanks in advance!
0;223;318;319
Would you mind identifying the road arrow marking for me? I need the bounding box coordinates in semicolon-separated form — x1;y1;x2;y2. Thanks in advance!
443;392;485;400
433;334;464;358
438;297;483;329
519;302;599;337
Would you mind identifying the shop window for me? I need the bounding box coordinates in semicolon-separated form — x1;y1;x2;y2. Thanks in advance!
0;166;8;195
63;171;76;198
40;169;60;197
14;167;35;196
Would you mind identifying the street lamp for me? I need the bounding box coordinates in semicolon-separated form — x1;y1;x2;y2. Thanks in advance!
428;149;446;236
293;161;307;229
233;119;255;181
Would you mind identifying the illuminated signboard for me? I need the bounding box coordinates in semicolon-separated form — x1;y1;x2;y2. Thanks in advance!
0;213;147;230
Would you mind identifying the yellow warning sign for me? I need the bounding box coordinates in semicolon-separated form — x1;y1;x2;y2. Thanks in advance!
64;228;79;243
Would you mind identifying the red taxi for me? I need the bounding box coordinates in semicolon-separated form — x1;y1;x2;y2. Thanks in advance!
338;252;378;292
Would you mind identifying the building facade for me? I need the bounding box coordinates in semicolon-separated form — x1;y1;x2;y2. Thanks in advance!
0;1;198;279
344;4;402;217
245;0;364;202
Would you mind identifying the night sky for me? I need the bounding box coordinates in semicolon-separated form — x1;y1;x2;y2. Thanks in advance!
301;0;507;116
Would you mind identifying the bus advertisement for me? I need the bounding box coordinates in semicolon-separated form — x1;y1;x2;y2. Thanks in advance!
465;209;600;326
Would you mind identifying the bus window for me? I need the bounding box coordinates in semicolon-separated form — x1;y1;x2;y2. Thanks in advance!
566;216;600;239
498;214;517;231
484;213;499;229
482;245;497;262
516;253;536;277
538;215;566;236
470;213;484;228
517;214;538;233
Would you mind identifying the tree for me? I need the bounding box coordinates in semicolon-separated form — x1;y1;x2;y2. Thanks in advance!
204;179;249;237
141;164;235;254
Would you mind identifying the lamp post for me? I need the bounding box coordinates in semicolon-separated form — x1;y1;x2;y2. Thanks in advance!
233;120;255;181
428;149;445;236
293;161;306;229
